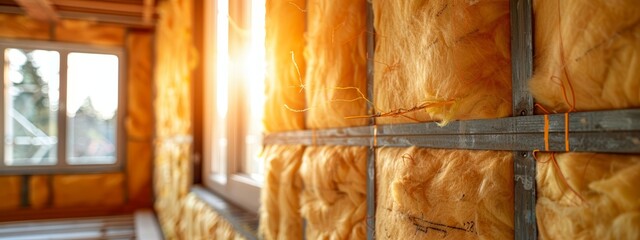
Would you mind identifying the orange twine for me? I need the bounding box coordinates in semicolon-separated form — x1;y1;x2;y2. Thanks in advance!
532;150;585;204
564;112;570;151
544;114;550;151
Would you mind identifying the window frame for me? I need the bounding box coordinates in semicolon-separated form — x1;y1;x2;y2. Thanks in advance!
0;38;126;175
202;0;262;214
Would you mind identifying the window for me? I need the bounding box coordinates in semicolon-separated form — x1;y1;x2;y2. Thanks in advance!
0;39;124;174
203;0;266;213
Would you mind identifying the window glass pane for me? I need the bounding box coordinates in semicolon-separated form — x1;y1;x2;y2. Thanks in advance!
243;0;266;179
4;48;59;166
66;52;118;165
212;0;229;177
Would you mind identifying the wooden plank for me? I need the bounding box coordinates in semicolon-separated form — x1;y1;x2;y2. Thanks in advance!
14;0;59;21
51;0;143;14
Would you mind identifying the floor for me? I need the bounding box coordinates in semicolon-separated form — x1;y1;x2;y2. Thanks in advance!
0;211;162;240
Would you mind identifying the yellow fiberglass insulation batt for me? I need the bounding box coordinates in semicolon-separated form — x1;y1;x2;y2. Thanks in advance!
264;0;307;132
300;146;367;239
536;153;640;240
376;147;514;240
259;145;306;240
304;0;368;128
373;0;512;125
529;1;640;239
181;193;246;240
529;0;640;113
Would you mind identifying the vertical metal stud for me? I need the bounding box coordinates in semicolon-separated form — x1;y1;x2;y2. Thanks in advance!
21;175;30;207
510;0;537;239
366;1;376;239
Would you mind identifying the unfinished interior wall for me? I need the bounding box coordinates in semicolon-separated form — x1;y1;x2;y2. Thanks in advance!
181;193;245;239
530;1;640;239
259;145;305;240
0;14;50;40
0;177;21;210
152;0;242;238
304;0;368;128
52;174;125;208
535;153;640;239
297;1;369;238
376;148;514;239
29;175;49;209
261;1;640;240
300;146;368;239
0;13;154;217
55;20;126;46
126;31;155;208
529;0;640;113
263;0;307;132
259;1;308;239
370;1;515;239
373;0;511;125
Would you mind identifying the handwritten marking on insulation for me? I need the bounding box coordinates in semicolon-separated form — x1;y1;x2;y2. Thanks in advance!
409;216;477;238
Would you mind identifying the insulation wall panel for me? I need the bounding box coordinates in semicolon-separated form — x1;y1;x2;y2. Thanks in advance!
535;153;640;240
154;141;191;238
52;173;125;208
29;175;50;209
152;0;242;238
154;0;196;139
259;144;305;240
126;31;155;208
304;0;368;128
529;0;640;112
264;0;307;132
372;0;511;125
55;20;126;46
376;147;514;240
530;1;640;238
0;176;21;210
180;193;246;240
300;146;367;239
152;0;195;237
0;14;50;40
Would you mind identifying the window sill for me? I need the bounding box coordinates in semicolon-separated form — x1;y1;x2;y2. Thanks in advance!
191;186;259;240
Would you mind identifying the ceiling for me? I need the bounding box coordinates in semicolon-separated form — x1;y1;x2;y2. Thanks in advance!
0;0;156;27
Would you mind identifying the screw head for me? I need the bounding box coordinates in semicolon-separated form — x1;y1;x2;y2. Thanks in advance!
519;109;527;116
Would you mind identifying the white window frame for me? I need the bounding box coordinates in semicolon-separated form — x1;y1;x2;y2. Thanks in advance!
202;0;263;214
0;38;126;175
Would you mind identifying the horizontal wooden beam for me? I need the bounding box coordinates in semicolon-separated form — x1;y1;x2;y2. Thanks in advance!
0;6;154;28
51;0;144;14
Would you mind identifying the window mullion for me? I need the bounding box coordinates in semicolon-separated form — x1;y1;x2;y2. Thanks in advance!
57;51;69;168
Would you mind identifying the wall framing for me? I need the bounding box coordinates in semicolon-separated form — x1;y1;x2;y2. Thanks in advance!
260;0;640;239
